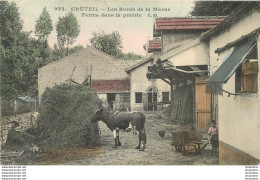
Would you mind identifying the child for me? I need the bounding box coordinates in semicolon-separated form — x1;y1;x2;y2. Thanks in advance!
208;121;219;155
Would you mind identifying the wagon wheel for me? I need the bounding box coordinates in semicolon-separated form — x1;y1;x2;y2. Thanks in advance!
192;143;202;155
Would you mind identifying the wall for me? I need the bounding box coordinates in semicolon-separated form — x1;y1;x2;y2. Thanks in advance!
168;40;209;66
38;46;136;99
209;8;260;163
162;31;202;54
152;50;161;60
129;60;170;111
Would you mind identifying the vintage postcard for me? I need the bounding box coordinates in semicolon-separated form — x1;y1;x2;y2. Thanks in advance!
1;0;259;175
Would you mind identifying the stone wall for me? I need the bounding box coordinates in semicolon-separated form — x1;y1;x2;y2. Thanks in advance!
38;45;137;99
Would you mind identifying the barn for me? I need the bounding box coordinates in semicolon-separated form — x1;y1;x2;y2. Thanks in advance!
38;45;137;110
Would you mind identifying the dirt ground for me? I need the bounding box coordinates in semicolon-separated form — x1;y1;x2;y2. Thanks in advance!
33;111;218;165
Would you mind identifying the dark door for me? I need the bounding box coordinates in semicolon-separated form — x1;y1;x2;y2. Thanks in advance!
107;93;116;110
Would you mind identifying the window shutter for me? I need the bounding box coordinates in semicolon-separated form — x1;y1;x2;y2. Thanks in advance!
241;61;258;93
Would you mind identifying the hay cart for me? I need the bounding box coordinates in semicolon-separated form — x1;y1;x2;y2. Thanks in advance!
171;127;206;155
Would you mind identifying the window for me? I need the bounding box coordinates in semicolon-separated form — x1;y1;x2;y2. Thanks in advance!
162;92;170;102
235;44;258;94
135;92;142;103
236;60;258;93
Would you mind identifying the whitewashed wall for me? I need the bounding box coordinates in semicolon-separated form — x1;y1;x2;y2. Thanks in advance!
129;61;170;111
168;40;209;66
209;9;260;160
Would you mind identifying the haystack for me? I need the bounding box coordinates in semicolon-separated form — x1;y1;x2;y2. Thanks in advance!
36;84;100;150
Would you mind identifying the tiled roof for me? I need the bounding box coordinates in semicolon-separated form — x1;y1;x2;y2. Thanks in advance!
154;17;225;31
92;79;130;93
148;39;161;52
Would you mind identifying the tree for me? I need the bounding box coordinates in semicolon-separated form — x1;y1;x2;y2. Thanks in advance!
190;1;244;16
35;7;53;43
56;12;80;56
1;1;50;99
90;31;123;57
1;1;25;98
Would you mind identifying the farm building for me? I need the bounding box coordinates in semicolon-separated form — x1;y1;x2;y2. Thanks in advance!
153;16;225;54
156;38;210;130
147;16;224;127
148;2;260;164
126;56;171;111
201;2;260;164
38;45;137;110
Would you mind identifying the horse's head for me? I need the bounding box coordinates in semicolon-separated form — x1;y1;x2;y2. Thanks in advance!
91;109;103;123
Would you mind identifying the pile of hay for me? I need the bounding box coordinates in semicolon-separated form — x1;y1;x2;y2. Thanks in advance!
36;84;100;150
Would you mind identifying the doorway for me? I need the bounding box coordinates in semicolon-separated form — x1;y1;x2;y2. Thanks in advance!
107;93;116;110
147;87;158;111
195;77;212;131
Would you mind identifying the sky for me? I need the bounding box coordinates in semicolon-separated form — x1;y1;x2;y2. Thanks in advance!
12;0;194;56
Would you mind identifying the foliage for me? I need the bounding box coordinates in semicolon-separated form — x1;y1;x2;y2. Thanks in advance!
90;31;123;57
36;84;100;150
90;31;142;59
190;1;244;16
118;52;142;60
51;43;84;61
35;7;53;42
56;12;80;56
0;1;50;99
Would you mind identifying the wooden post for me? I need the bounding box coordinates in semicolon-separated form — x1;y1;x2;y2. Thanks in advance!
170;79;174;106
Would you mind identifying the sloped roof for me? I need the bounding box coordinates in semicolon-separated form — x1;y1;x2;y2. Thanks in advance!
92;79;130;93
125;56;153;73
154;17;225;32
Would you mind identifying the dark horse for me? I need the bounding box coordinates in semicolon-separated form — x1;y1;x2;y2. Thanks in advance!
91;109;146;151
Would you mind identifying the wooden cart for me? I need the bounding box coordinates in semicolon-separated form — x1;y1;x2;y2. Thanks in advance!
171;127;205;155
